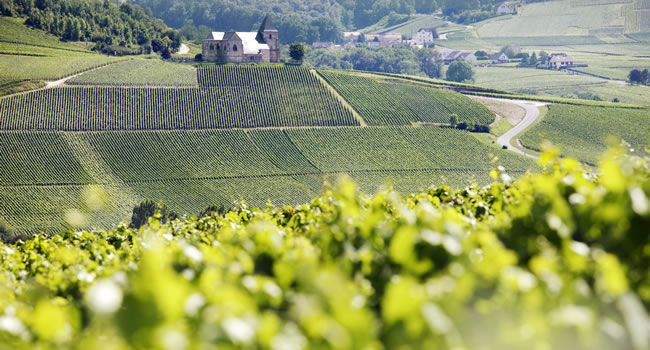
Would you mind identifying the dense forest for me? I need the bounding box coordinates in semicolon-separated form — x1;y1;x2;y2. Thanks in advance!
0;0;181;55
129;0;532;44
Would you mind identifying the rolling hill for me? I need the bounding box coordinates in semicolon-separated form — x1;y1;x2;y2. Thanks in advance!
0;63;540;234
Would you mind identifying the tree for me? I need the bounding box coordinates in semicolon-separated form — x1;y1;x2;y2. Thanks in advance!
161;47;172;59
194;53;203;62
129;200;177;229
642;69;649;84
289;42;306;62
416;49;442;78
629;69;643;83
529;52;537;66
446;59;474;82
449;114;458;126
200;204;227;218
539;51;549;65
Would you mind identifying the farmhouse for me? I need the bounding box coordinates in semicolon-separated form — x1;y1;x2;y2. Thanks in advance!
202;15;280;63
412;29;435;46
490;52;510;64
545;53;574;69
496;2;512;15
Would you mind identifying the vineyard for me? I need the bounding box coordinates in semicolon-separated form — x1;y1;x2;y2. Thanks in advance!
67;59;199;87
0;85;359;130
318;70;495;126
0;126;537;234
519;104;650;165
0;150;648;349
0;55;127;81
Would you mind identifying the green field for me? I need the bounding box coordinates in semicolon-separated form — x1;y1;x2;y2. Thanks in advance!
476;0;649;39
520;104;650;164
473;67;650;106
0;17;89;52
0;16;126;93
319;70;495;126
67;59;198;86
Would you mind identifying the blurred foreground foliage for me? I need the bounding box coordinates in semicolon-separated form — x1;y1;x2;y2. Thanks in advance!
1;146;649;350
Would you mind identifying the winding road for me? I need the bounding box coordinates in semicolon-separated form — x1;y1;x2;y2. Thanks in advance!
487;98;546;159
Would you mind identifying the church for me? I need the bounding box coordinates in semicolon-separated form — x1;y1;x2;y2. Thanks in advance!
202;15;280;63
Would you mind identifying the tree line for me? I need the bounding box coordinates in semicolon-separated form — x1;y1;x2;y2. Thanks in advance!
129;0;549;44
306;45;443;78
0;0;181;55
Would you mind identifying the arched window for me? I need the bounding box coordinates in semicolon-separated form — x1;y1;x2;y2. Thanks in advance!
233;45;238;51
216;43;220;50
269;34;272;39
209;44;214;51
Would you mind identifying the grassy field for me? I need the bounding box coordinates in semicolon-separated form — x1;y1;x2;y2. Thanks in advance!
519;104;650;164
0;55;128;81
473;67;650;105
476;0;649;39
319;70;495;126
0;15;127;94
67;59;198;86
0;17;89;52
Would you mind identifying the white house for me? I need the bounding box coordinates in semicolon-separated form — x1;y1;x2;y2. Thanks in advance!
490;52;510;64
412;29;434;46
496;3;512;15
545;53;574;69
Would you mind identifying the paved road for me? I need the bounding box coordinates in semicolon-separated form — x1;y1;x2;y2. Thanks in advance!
489;98;546;159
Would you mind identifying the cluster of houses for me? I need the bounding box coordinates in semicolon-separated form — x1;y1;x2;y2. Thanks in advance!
313;28;438;50
435;48;510;65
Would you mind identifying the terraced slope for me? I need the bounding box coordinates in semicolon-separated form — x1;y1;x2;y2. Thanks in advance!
318;70;495;126
0;126;536;234
520;104;650;164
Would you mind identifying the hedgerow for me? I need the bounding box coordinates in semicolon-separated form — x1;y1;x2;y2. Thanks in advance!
0;147;648;349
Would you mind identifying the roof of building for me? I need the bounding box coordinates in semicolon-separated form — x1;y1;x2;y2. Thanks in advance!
206;32;269;55
238;32;270;54
259;15;278;32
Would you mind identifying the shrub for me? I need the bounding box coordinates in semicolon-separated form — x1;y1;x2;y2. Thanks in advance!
129;200;177;229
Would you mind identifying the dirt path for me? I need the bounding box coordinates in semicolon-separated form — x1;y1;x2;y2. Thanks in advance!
46;70;89;88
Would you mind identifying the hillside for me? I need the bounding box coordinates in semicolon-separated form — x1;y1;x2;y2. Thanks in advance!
519;104;650;164
1;149;649;349
476;0;650;39
0;17;128;96
0;64;540;234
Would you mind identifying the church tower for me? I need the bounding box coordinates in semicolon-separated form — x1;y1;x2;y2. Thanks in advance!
258;15;280;62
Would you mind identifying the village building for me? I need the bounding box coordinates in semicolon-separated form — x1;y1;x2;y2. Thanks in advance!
312;42;336;49
365;33;403;47
545;53;574;69
496;2;512;15
343;32;361;43
436;48;477;64
490;52;510;64
412;29;435;46
202;15;280;63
